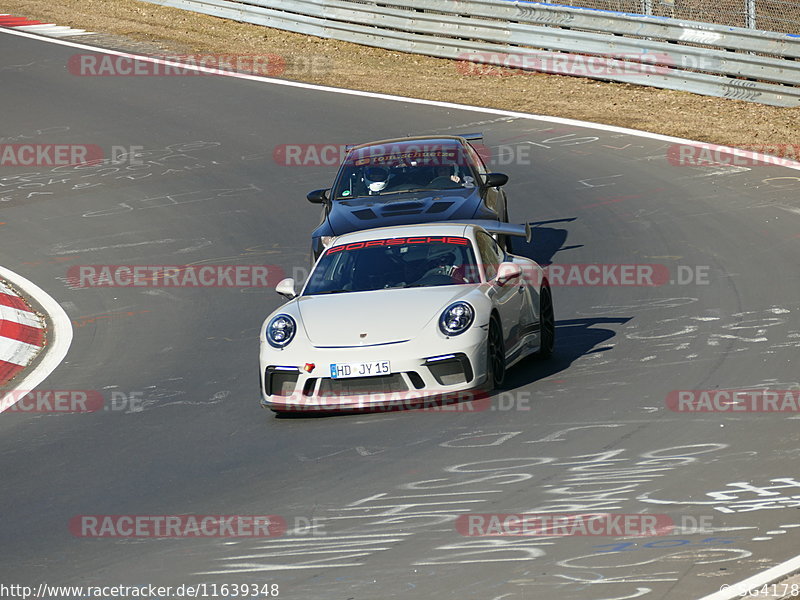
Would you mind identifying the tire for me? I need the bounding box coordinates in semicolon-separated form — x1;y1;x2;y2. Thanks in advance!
537;283;555;359
486;317;506;390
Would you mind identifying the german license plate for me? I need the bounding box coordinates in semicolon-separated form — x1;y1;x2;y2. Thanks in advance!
330;360;391;379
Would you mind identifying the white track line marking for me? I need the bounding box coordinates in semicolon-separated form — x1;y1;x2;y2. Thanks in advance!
697;554;800;599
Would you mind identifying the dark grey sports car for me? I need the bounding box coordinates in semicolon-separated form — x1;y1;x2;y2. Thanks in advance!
307;134;510;260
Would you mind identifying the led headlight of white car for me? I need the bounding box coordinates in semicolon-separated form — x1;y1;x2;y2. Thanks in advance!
266;314;297;348
439;302;475;336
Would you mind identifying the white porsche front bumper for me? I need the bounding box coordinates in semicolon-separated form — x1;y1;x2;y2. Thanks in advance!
259;327;488;412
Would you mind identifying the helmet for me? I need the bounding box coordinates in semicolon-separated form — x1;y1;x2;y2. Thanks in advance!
363;166;389;193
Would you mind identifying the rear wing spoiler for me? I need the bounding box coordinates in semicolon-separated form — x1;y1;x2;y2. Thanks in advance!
458;220;532;243
345;132;484;152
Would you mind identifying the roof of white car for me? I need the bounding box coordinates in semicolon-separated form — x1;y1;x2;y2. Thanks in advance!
331;222;477;245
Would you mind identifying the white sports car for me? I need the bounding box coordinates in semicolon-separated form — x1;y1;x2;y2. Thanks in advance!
259;222;554;412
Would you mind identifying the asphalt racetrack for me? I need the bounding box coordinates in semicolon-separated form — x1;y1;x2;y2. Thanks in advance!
1;30;799;600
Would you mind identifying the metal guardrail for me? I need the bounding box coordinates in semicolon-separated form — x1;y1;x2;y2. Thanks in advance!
142;0;800;106
521;0;800;36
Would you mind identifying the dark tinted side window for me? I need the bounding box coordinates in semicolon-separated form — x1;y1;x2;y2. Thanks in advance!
466;142;488;175
475;231;504;280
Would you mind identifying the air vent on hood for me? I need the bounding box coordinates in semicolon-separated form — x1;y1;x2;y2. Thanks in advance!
352;209;377;220
381;209;424;216
383;201;424;213
382;203;425;217
427;201;453;214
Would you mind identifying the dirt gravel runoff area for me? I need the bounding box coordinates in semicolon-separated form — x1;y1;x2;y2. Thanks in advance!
1;0;798;154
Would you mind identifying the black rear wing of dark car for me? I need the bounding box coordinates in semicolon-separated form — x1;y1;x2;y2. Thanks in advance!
344;133;484;152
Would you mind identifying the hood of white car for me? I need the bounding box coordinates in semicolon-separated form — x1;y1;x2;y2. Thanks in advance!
296;286;478;347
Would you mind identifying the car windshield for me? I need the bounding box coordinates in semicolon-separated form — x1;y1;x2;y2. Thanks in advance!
303;236;481;295
332;144;477;199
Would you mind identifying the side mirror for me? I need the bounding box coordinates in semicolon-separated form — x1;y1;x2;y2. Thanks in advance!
495;262;521;286
275;277;297;299
307;189;329;204
484;172;508;188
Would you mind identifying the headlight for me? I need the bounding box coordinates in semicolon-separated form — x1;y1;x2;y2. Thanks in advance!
321;236;336;249
266;314;296;348
439;302;475;336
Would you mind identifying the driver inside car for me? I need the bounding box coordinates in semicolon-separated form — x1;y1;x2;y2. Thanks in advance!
362;165;390;195
428;164;463;189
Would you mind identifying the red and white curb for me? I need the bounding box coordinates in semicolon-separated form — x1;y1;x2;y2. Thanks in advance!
0;280;45;385
0;266;73;412
0;14;94;38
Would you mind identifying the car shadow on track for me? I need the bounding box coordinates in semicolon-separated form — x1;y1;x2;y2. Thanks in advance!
502;316;631;391
510;218;579;266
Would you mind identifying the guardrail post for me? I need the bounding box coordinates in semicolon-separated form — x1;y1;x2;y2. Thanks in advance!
746;0;756;29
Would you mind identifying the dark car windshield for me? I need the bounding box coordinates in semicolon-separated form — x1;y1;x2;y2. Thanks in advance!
332;143;478;199
304;236;480;295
